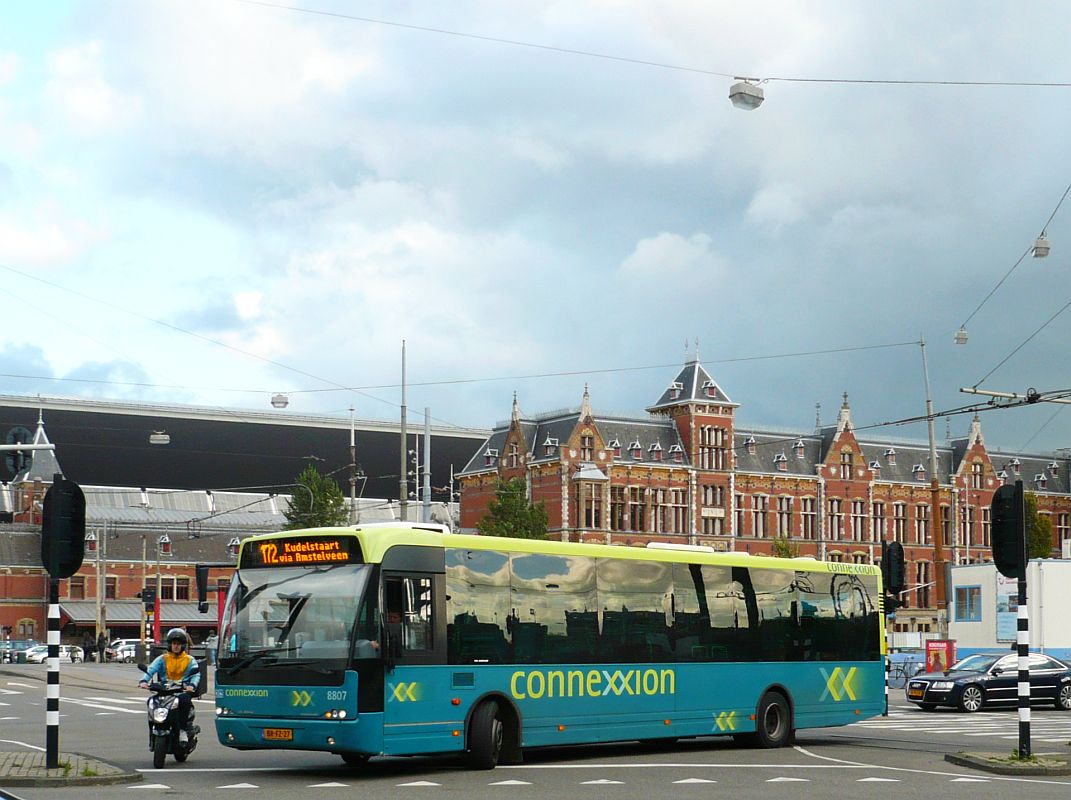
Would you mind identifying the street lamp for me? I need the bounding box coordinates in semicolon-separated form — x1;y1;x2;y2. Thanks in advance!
271;393;289;409
1033;233;1051;258
729;79;764;110
919;339;947;637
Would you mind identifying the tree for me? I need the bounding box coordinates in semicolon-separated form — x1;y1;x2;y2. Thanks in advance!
284;465;348;530
476;478;548;539
770;535;800;558
1025;492;1054;559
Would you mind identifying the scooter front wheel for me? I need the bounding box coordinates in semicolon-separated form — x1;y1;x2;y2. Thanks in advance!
152;734;168;769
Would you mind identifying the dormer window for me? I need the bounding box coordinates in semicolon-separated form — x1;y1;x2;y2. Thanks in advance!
1035;473;1047;490
1049;460;1059;475
484;448;499;467
1010;458;1021;474
669;381;684;400
884;448;896;465
649;442;663;462
912;464;926;482
668;443;685;463
542;436;559;457
629;440;642;460
794;439;806;459
745;436;756;456
774;453;788;472
607;438;621;458
701;380;718;398
869;460;881;478
998;469;1008;486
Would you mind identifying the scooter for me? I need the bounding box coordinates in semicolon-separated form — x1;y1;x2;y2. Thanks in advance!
139;667;200;769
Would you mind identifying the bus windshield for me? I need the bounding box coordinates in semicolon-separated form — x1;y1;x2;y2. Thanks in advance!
218;563;378;684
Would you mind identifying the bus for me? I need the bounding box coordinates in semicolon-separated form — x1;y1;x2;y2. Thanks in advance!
211;523;884;769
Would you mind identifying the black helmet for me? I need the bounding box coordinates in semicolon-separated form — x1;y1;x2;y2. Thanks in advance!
165;628;188;649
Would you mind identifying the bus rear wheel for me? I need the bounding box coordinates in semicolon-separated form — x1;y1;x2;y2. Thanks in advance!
750;692;792;748
340;753;370;767
467;701;504;770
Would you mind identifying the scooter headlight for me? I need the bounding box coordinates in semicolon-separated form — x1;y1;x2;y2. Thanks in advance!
152;707;170;723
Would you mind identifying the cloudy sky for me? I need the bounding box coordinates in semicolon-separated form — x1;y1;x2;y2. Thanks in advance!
1;1;1069;455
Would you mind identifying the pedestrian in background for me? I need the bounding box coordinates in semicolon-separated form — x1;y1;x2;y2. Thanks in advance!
204;629;218;666
96;631;107;663
83;633;94;662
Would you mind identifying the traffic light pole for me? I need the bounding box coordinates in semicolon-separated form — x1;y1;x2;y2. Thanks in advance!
1015;481;1032;759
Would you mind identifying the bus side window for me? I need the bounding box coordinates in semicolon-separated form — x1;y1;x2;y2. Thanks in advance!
386;576;434;654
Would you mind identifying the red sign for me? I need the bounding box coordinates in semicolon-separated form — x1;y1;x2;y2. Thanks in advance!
926;639;956;672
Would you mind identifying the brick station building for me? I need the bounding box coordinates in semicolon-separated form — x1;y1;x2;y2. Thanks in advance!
459;358;1071;633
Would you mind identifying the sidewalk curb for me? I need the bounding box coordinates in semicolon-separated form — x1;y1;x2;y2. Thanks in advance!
0;751;142;788
945;752;1071;776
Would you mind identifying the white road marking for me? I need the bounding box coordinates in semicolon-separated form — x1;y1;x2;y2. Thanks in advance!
60;697;142;714
766;777;809;782
858;777;900;781
951;778;991;782
489;780;532;785
0;688;21;695
309;783;349;788
6;682;35;688
218;783;259;789
581;779;624;784
674;778;717;783
85;695;142;704
0;716;19;720
95;712;116;716
0;738;45;751
397;781;441;787
127;785;171;790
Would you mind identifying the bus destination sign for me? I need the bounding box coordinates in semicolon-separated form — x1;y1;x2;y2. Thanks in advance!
242;536;360;568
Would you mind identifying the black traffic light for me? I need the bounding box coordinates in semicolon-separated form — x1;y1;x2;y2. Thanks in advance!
40;474;86;579
880;539;906;595
991;481;1024;579
137;586;157;610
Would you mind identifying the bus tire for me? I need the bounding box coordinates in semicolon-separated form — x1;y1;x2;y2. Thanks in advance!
752;691;792;748
340;752;370;767
467;701;504;770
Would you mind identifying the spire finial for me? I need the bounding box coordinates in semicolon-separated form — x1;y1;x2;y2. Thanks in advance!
837;392;853;433
580;384;592;418
511;391;520;423
815;402;822;431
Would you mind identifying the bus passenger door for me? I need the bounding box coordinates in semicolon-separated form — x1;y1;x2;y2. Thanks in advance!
381;573;452;754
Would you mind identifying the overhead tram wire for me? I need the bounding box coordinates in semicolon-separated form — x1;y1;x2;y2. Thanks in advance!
231;0;1071;89
958;180;1071;332
971;295;1071;388
0;340;919;398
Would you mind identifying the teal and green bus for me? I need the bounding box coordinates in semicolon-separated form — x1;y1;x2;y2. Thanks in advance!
213;523;885;768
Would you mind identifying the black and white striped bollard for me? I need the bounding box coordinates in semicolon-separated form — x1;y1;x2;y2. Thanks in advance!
46;578;61;769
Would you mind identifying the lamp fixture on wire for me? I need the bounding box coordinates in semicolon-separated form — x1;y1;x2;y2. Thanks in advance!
1033;233;1051;258
729;78;764;110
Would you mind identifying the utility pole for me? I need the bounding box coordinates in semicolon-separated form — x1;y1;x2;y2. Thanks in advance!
349;405;357;525
140;533;147;663
423;407;432;523
399;340;408;521
100;521;107;642
921;339;947;637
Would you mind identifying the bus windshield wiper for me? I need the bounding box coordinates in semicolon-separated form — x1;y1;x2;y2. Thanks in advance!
223;646;300;675
258;658;333;674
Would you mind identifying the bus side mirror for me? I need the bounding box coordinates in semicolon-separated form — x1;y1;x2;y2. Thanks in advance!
195;564;209;613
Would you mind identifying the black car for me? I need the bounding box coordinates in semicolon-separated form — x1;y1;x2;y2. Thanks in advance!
905;651;1071;712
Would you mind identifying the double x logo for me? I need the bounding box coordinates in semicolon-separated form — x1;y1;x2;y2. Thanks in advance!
713;710;737;732
818;666;858;702
389;682;420;703
290;690;312;707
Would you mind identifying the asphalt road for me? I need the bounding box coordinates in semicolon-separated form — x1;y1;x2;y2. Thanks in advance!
1;663;1069;799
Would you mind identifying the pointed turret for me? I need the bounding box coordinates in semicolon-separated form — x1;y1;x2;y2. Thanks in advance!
646;359;736;413
580;384;593;420
511;391;521;424
968;413;984;446
836;392;853;433
14;409;63;484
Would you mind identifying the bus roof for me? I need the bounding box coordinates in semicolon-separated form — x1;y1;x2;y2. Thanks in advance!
239;523;880;577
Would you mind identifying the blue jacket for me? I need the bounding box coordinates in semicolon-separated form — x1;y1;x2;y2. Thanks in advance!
141;651;201;689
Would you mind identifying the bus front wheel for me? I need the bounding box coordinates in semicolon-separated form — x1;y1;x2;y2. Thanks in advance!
467;701;504;770
340;753;369;767
751;692;792;748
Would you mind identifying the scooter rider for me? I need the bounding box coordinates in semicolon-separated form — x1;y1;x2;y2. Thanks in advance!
139;628;200;743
